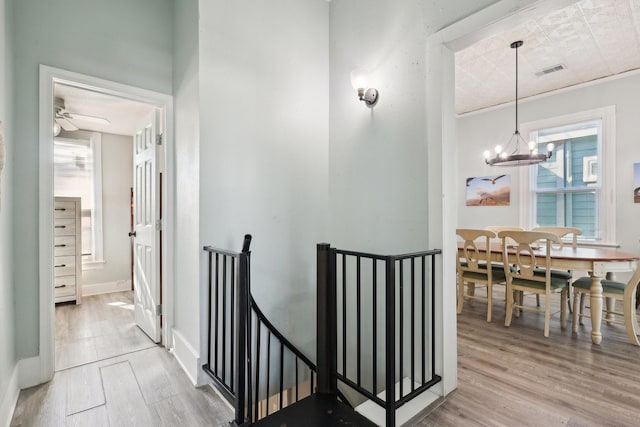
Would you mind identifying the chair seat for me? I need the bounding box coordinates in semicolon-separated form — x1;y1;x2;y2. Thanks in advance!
572;276;626;295
534;267;572;280
462;269;506;282
513;275;568;289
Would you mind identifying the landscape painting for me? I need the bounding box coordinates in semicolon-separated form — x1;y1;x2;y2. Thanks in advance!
466;174;511;206
634;163;640;203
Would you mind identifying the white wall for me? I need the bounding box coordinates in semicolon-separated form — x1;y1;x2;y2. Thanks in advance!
0;0;17;422
328;0;497;399
196;0;330;364
85;132;133;288
172;0;201;383
12;0;173;358
457;73;640;255
56;130;133;290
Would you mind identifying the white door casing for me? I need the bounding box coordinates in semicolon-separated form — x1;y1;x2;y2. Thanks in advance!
133;110;161;343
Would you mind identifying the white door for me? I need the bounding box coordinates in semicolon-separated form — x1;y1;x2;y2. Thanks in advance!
132;110;161;343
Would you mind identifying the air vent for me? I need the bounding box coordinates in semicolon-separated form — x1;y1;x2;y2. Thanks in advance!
535;64;566;77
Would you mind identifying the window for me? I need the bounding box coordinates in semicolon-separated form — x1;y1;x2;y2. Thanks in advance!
54;134;104;265
520;107;616;245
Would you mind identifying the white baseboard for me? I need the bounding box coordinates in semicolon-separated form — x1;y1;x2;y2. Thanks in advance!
0;363;19;427
170;328;199;386
18;356;42;389
82;279;131;297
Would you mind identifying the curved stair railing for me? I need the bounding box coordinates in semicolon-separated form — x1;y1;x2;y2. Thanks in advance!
204;235;331;425
203;236;442;427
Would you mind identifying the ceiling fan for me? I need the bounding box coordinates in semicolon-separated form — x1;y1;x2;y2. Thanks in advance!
54;97;110;133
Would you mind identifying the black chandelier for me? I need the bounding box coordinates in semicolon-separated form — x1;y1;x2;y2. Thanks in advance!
484;41;553;166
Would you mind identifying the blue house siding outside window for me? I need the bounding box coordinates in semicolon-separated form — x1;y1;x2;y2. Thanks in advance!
533;130;599;239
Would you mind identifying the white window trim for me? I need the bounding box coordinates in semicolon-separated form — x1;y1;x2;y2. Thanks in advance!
519;106;617;246
90;132;104;265
54;132;105;265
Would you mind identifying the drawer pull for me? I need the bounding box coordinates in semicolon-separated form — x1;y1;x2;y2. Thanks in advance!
55;225;66;229
55;284;67;288
55;264;66;268
55;244;67;248
55;208;67;211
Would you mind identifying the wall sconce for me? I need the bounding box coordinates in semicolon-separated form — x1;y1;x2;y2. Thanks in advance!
350;68;379;107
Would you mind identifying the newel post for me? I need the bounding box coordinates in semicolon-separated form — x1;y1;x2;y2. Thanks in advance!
234;234;252;425
317;243;337;395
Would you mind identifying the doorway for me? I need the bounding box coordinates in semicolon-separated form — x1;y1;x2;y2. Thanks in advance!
38;65;175;382
52;83;160;370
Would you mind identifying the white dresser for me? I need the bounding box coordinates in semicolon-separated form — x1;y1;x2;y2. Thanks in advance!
54;197;82;304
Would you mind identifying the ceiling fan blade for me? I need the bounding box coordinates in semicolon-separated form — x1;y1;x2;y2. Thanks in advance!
67;112;110;125
56;117;79;131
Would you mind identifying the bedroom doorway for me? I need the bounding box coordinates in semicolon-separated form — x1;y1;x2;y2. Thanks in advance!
39;65;175;381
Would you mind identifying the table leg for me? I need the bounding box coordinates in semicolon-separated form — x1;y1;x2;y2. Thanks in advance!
605;272;615;323
590;274;604;345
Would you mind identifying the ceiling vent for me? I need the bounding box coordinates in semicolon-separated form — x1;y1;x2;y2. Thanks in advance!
535;64;566;77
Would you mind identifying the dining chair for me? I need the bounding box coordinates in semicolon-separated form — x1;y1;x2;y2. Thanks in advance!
572;265;640;345
532;226;582;313
456;228;506;322
498;230;568;337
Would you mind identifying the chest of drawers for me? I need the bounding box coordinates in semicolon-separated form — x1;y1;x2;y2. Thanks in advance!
54;197;82;304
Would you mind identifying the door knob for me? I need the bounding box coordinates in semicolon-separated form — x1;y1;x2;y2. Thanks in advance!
129;231;136;237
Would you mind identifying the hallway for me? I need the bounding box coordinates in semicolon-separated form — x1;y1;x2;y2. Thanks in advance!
11;292;233;426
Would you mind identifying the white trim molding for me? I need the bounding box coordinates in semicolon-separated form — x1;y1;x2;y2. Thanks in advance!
171;328;200;386
0;363;19;427
39;65;175;385
519;106;617;245
82;280;132;297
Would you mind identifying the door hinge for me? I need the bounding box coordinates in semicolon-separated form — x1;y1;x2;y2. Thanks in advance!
156;304;162;316
156;220;162;231
156;134;163;145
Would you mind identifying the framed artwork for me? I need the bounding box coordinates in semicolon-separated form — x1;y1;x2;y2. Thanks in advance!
466;174;511;206
634;163;640;203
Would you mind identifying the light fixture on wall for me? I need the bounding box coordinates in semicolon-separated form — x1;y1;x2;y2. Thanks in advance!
350;68;379;107
484;41;553;166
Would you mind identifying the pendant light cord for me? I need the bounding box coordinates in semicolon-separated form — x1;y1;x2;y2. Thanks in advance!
515;42;519;135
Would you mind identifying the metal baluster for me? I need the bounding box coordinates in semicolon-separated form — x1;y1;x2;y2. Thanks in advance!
342;254;347;377
422;255;426;384
411;257;415;392
214;253;220;374
372;260;377;394
399;259;404;400
357;255;361;386
254;320;261;421
231;256;235;391
279;342;284;410
266;332;271;416
222;255;227;384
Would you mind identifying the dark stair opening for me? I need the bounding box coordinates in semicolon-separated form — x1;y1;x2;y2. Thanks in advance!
251;394;376;427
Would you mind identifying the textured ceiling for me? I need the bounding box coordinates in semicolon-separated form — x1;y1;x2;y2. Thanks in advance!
455;0;640;114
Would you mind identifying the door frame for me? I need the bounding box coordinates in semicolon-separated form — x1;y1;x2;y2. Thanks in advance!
426;0;577;395
38;65;175;382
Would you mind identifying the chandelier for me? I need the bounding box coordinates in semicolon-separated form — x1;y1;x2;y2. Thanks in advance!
484;41;553;166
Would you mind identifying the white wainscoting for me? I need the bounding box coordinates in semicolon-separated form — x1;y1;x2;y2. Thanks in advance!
82;279;131;297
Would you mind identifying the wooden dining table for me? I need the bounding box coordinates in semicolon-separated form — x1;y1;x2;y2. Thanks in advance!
457;242;640;344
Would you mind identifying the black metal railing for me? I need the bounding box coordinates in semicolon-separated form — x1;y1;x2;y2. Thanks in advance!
317;243;442;427
204;235;321;425
203;235;252;423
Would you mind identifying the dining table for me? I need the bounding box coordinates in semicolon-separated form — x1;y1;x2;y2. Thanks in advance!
457;241;640;345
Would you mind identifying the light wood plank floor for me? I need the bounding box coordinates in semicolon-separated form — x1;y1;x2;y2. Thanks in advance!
419;286;640;426
12;291;234;426
55;291;156;371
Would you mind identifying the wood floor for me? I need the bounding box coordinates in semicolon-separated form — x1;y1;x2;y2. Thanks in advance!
418;286;640;426
54;291;156;371
11;291;233;426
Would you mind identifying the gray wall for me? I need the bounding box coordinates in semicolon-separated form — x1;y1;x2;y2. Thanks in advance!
172;0;201;378
196;0;330;360
57;130;133;287
457;73;640;255
12;0;173;358
0;0;16;416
